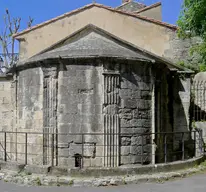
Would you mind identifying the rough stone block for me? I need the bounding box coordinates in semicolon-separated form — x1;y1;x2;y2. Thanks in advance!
120;155;144;165
90;157;103;167
137;82;151;90
103;105;118;115
134;119;151;128
121;128;150;135
69;143;96;158
122;98;137;109
131;90;141;99
95;146;104;157
58;148;69;157
119;89;133;97
131;136;142;146
58;134;68;144
120;119;131;128
119;109;132;114
141;91;152;99
83;134;103;143
130;146;141;155
121;79;136;89
119;113;132;120
80;114;102;124
121;137;131;146
58;124;69;134
83;159;91;167
137;100;151;110
121;146;130;155
78;104;102;115
120;156;131;165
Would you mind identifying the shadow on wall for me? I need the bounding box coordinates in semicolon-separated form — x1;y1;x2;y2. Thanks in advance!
173;75;196;161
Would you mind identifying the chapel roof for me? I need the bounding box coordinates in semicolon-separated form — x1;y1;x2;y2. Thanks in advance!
16;24;191;73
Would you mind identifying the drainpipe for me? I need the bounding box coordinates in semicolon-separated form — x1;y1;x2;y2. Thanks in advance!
150;67;155;165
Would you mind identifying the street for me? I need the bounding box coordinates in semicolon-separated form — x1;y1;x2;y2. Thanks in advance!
0;173;206;192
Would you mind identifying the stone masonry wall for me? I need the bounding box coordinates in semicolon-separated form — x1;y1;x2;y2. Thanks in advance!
0;76;14;160
165;30;202;71
16;67;44;165
119;62;152;165
117;2;146;13
57;60;103;168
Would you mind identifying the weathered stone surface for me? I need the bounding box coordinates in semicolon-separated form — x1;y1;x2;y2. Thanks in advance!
121;128;150;135
122;98;137;109
119;113;132;120
119;89;133;97
121;146;130;155
130;145;142;155
69;143;96;158
121;137;131;146
121;119;151;128
137;100;151;110
131;136;142;146
119;109;132;114
120;155;143;165
137;82;151;91
121;119;131;128
103;105;118;115
117;1;146;12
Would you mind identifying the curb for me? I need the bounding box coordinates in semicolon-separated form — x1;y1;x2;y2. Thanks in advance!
0;156;205;187
0;156;205;177
0;164;206;187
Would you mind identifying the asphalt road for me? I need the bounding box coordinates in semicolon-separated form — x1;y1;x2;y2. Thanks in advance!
1;173;206;192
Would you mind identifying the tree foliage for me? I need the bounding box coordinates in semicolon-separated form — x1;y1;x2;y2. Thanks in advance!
177;0;206;71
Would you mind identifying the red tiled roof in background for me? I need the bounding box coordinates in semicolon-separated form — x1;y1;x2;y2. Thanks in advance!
13;3;177;38
134;2;161;14
116;1;146;10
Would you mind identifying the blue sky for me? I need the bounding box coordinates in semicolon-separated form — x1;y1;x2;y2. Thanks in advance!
0;0;183;52
0;0;183;31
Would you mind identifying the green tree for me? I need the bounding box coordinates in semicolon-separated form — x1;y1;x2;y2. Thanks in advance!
177;0;206;71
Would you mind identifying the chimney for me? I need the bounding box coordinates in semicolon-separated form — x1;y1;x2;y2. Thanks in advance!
122;0;132;4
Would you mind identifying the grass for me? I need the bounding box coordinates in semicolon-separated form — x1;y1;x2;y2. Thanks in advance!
68;179;74;186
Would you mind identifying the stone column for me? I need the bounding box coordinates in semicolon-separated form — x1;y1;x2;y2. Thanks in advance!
42;65;58;165
103;72;120;167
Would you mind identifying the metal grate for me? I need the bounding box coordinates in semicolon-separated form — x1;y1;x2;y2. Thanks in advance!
191;81;206;121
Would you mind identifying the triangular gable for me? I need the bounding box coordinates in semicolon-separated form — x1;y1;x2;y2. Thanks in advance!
13;3;177;38
18;24;190;72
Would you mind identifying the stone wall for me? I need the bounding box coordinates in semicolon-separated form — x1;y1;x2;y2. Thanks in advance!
173;74;191;133
0;75;14;160
165;31;202;71
119;62;152;165
138;5;162;21
57;60;103;167
16;67;44;165
117;2;146;13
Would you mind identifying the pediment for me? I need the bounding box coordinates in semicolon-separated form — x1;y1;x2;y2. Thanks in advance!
18;24;190;72
28;24;154;63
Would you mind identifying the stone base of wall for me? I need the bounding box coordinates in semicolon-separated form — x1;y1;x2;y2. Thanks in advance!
0;156;204;177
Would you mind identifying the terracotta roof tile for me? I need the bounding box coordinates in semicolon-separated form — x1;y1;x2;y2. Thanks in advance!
13;3;177;38
134;2;161;14
116;1;146;10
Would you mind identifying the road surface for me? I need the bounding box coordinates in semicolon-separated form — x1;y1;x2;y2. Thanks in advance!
0;173;206;192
